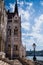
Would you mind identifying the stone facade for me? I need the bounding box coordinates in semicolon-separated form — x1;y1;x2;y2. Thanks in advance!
0;0;5;52
0;0;26;59
0;0;7;52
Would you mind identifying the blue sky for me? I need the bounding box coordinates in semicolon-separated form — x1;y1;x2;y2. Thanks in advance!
4;0;43;51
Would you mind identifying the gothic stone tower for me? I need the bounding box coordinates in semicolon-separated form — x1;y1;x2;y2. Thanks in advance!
5;0;22;59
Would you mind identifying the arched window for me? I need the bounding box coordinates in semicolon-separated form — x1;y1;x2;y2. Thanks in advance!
14;27;18;35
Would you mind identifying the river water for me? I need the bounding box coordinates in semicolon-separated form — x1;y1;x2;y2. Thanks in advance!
26;56;43;61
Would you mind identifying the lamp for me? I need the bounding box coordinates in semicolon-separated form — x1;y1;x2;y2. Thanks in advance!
33;43;36;61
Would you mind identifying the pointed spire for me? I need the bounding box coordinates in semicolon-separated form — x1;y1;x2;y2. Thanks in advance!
14;0;18;15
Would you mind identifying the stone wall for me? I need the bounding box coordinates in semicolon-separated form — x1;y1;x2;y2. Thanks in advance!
0;0;7;52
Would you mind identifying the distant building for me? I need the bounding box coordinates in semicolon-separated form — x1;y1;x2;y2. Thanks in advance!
0;0;26;59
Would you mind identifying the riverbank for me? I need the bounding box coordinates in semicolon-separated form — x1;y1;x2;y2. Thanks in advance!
26;51;43;56
26;56;43;61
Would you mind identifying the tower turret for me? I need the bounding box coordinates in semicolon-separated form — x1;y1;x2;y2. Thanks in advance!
14;0;18;15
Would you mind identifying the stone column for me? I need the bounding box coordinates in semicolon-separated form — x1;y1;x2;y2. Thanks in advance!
11;18;14;59
0;9;2;51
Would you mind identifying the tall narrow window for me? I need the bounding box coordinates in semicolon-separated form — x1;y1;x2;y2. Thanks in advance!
14;20;18;23
16;45;18;50
14;45;18;50
8;44;11;47
8;19;12;23
14;27;18;35
8;44;11;51
8;29;11;35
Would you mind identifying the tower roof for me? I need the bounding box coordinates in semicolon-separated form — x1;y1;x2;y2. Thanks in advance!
14;0;18;15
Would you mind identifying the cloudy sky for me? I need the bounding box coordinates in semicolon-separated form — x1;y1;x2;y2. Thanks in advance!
5;0;43;51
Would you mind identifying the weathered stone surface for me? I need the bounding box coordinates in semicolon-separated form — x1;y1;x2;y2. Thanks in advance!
14;59;22;65
0;58;43;65
34;61;43;65
0;60;10;65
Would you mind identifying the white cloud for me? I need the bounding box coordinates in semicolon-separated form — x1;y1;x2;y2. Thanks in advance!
22;14;43;50
8;1;33;12
18;1;24;6
32;15;43;50
18;4;32;31
22;32;43;50
18;1;33;7
32;14;43;33
9;3;15;12
22;35;35;50
26;2;33;6
19;8;30;20
29;2;33;6
40;1;43;6
21;22;30;30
